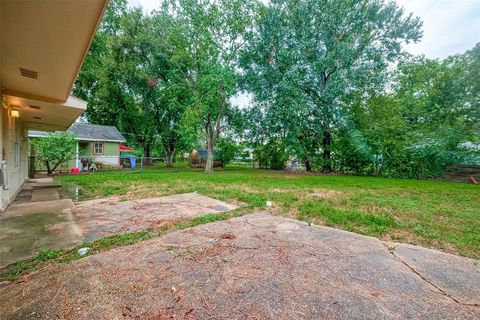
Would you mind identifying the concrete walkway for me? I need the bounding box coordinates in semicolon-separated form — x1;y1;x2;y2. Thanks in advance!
12;178;62;204
0;178;79;267
0;193;237;267
0;213;478;319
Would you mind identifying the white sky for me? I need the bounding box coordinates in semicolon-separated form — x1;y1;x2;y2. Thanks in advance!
128;0;480;107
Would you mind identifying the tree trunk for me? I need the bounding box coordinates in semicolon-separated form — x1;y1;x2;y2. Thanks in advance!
166;151;174;168
322;130;332;173
143;144;152;166
203;92;225;174
305;159;312;172
205;135;214;173
165;138;177;168
45;160;53;176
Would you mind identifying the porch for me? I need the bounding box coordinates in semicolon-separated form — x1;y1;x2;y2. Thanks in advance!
0;0;108;210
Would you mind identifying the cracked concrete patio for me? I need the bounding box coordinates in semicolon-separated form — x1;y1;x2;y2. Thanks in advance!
0;192;237;267
0;213;478;319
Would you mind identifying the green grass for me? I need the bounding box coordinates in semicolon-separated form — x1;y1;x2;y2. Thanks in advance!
298;200;397;235
55;163;480;259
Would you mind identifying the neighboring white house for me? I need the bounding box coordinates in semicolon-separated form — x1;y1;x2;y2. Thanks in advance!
459;142;480;164
0;1;108;210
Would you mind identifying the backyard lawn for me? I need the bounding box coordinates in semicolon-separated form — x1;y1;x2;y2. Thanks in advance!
57;164;480;259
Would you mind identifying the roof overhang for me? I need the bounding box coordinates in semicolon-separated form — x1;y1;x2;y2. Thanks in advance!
77;139;126;143
0;0;108;103
4;94;87;131
28;131;126;144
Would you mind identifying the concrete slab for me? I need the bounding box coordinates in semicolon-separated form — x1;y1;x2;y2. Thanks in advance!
22;178;59;191
0;194;236;267
30;188;60;202
3;199;74;217
0;200;80;267
0;213;478;319
28;178;54;183
10;178;61;204
71;192;237;241
394;243;480;305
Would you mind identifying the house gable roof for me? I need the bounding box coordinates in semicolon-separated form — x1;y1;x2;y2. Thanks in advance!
67;123;126;143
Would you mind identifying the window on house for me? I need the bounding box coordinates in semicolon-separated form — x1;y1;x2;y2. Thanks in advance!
93;142;104;155
14;142;20;166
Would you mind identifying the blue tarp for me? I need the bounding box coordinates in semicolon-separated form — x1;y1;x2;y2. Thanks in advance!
121;155;136;169
130;156;136;169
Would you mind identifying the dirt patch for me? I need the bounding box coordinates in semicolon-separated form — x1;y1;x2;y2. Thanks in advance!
381;229;462;257
225;198;249;207
306;188;343;200
124;183;171;200
219;232;236;240
234;184;260;194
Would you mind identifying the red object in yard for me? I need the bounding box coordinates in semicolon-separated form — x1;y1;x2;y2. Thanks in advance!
119;145;132;151
71;167;80;174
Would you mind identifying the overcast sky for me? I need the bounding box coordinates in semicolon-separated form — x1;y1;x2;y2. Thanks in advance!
128;0;480;107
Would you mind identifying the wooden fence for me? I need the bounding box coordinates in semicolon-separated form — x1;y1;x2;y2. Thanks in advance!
445;164;480;183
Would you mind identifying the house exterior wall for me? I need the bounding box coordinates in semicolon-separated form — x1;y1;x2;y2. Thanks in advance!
82;141;120;167
1;103;29;210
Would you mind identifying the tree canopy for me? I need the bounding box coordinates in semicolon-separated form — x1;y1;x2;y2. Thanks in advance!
241;0;422;172
31;133;77;175
73;0;479;178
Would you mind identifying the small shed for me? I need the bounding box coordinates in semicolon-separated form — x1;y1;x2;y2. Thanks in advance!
189;147;223;168
286;157;306;173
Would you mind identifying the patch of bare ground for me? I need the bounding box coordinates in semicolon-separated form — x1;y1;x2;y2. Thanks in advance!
235;184;260;193
284;207;300;219
124;183;171;200
381;230;463;257
299;213;328;226
268;187;291;193
266;204;291;217
226;198;249;207
284;171;342;178
305;188;343;201
358;204;396;215
381;228;424;244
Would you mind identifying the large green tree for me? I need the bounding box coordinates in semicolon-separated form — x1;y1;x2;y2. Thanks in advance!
73;0;128;102
74;2;196;166
242;0;422;172
344;45;480;178
109;9;193;165
165;0;261;173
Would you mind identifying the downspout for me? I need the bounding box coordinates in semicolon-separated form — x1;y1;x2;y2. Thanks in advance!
76;141;79;169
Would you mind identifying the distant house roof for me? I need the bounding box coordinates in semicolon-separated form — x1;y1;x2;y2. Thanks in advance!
68;123;126;142
28;123;126;143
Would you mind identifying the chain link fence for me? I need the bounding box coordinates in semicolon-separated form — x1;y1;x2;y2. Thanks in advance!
29;154;255;177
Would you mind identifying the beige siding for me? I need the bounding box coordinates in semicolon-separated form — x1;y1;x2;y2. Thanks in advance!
1;104;29;210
